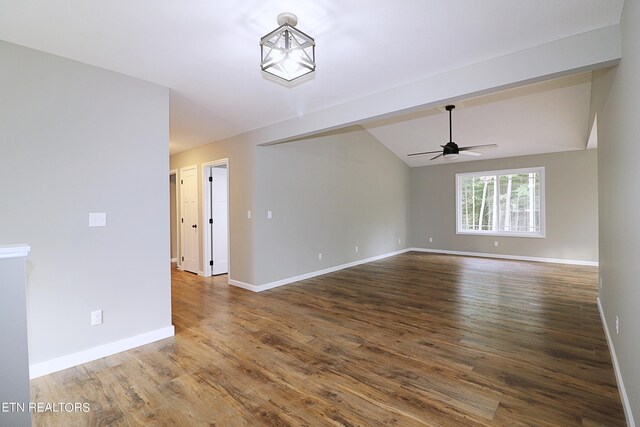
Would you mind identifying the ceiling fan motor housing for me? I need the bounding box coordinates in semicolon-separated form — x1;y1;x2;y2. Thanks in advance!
443;141;459;155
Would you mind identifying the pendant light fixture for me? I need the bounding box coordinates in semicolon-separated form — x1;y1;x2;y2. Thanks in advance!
260;13;316;83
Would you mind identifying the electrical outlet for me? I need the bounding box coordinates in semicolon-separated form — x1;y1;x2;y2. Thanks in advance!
89;212;107;227
494;241;499;247
616;316;619;334
247;210;252;219
318;252;323;260
267;210;273;219
355;246;359;253
429;237;433;243
91;310;103;326
398;238;401;245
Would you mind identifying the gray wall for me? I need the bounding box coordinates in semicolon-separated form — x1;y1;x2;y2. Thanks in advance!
169;127;411;287
254;127;410;285
0;256;32;427
170;137;256;284
410;150;599;262
592;0;640;421
0;41;172;364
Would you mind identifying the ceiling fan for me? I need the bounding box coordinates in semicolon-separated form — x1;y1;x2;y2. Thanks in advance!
407;105;497;160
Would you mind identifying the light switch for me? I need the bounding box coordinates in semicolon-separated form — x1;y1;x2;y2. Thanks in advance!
267;210;273;219
89;213;107;227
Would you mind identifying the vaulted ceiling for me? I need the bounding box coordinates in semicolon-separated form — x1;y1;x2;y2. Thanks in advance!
0;0;624;158
365;73;594;167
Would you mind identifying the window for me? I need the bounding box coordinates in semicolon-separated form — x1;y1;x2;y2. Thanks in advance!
456;167;545;237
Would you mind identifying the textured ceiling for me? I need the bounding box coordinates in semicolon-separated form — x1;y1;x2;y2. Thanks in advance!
0;0;623;154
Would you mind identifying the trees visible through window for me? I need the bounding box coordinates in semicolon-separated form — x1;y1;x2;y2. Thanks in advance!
456;167;544;237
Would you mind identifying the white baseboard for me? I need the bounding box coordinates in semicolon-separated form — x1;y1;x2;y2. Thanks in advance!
29;325;175;379
410;247;599;267
228;278;258;291
228;248;411;293
226;248;597;292
597;298;636;427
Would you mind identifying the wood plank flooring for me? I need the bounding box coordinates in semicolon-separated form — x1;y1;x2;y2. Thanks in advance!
30;252;626;426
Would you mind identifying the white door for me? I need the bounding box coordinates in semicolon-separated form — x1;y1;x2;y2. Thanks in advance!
180;166;199;273
211;166;229;275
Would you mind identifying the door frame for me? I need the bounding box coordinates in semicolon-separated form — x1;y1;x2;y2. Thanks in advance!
169;169;178;264
201;158;230;277
179;164;199;273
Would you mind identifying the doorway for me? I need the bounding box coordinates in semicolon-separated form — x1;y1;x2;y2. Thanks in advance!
202;159;230;277
169;170;178;263
180;165;200;274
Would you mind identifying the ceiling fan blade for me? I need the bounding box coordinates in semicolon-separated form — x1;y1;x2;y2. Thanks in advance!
459;144;498;151
407;150;443;157
460;151;482;157
430;153;443;161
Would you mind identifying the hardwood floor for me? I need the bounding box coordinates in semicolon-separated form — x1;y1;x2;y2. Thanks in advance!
31;252;626;426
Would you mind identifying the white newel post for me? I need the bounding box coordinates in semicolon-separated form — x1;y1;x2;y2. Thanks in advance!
0;244;32;427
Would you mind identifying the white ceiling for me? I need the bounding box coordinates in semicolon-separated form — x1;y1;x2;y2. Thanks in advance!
365;73;594;167
0;1;623;155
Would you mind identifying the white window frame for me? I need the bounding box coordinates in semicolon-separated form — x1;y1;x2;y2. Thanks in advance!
455;167;546;238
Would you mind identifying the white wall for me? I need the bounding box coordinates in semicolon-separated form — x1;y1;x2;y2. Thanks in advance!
592;0;640;423
0;41;172;366
254;127;410;285
410;150;599;263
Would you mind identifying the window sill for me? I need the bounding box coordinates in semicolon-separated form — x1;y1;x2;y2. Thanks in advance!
456;231;546;239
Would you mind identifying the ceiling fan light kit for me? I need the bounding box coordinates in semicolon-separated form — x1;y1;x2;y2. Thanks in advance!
260;13;316;83
407;104;498;161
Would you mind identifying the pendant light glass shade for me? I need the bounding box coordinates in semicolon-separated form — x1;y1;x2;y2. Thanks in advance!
260;13;316;82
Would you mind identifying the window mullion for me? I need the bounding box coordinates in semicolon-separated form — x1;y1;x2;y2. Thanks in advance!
493;174;499;232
